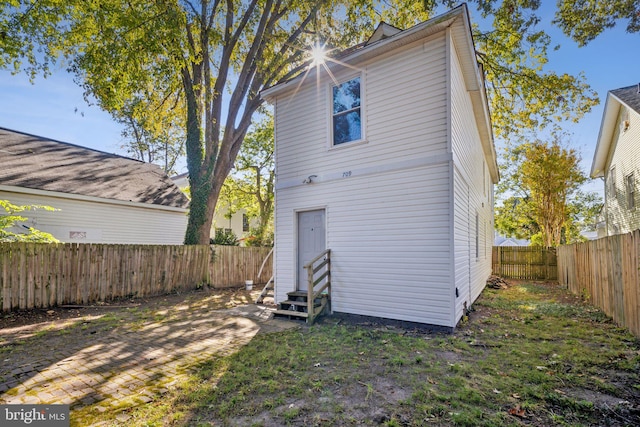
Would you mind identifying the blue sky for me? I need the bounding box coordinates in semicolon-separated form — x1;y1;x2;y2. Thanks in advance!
0;7;638;193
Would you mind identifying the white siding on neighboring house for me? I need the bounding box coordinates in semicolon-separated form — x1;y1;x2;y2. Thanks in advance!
1;188;188;244
172;174;251;241
449;33;494;325
603;106;640;234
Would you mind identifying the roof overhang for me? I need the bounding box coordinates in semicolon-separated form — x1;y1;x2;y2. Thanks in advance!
591;92;623;178
0;185;189;214
262;6;465;100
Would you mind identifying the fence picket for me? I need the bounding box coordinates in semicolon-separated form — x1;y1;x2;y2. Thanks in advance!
0;244;272;312
557;230;640;338
492;246;557;280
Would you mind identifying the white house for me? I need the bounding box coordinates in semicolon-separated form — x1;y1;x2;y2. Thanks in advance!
0;127;189;244
171;173;251;243
262;5;499;330
591;84;640;237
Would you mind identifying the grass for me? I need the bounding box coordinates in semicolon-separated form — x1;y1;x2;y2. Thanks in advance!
3;285;636;426
69;281;640;427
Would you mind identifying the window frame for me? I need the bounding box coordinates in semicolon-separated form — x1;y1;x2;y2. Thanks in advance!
328;74;366;149
475;212;479;260
607;166;617;198
626;172;636;210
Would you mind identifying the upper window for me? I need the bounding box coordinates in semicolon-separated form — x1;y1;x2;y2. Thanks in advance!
332;77;362;145
475;213;479;259
626;172;636;210
607;166;616;198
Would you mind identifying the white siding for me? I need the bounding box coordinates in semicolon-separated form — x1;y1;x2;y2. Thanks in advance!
275;165;453;326
273;34;455;327
1;190;188;244
604;107;640;235
449;33;493;325
274;34;448;185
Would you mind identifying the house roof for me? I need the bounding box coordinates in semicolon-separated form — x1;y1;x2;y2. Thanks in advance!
261;4;499;183
0;127;190;209
591;84;640;178
366;22;402;45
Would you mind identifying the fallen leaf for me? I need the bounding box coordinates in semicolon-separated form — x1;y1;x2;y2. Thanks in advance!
508;405;526;418
493;389;501;394
536;366;547;370
512;393;520;399
314;363;321;367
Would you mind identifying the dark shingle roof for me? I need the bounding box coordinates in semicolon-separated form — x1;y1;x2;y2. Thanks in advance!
0;127;190;209
611;84;640;115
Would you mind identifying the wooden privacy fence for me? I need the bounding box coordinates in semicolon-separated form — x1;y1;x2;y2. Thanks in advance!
557;230;640;337
492;246;557;280
209;245;273;288
0;243;273;312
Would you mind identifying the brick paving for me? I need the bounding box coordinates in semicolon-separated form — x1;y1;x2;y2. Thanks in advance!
0;301;297;422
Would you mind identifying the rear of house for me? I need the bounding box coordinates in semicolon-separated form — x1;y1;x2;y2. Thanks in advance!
262;5;498;329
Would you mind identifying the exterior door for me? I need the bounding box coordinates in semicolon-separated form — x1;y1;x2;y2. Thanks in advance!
298;209;326;291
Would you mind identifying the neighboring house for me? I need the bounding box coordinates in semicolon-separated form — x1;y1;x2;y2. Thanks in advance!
0;127;189;244
171;173;251;243
262;5;499;330
494;233;530;247
591;84;640;236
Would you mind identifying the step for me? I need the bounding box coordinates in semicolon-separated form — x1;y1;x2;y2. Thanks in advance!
273;309;309;318
280;299;325;307
287;291;310;298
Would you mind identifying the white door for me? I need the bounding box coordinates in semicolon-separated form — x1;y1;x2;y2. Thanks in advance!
298;209;326;291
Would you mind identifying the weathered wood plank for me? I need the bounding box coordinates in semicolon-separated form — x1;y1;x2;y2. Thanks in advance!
558;229;640;338
492;246;557;280
0;243;273;312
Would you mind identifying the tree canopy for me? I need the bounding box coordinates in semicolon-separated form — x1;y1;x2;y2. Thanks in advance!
495;137;600;246
1;0;628;243
553;0;640;46
221;115;274;246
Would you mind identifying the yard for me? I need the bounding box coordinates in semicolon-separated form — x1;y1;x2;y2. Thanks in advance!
1;281;639;426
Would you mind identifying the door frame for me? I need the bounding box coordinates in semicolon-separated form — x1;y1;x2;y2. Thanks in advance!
294;206;327;291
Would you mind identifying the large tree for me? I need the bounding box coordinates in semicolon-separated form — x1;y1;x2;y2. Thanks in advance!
114;94;186;176
495;137;600;246
2;0;627;243
553;0;640;46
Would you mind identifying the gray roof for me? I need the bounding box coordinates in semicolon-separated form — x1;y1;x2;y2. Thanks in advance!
611;84;640;115
0;127;190;209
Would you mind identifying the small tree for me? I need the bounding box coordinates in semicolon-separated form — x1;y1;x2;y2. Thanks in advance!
0;200;59;243
222;116;274;246
496;137;600;246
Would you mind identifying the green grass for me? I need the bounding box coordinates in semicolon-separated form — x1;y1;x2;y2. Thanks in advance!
0;284;623;426
70;281;640;427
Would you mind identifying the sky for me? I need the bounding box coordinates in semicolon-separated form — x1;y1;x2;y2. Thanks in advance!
0;6;639;194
